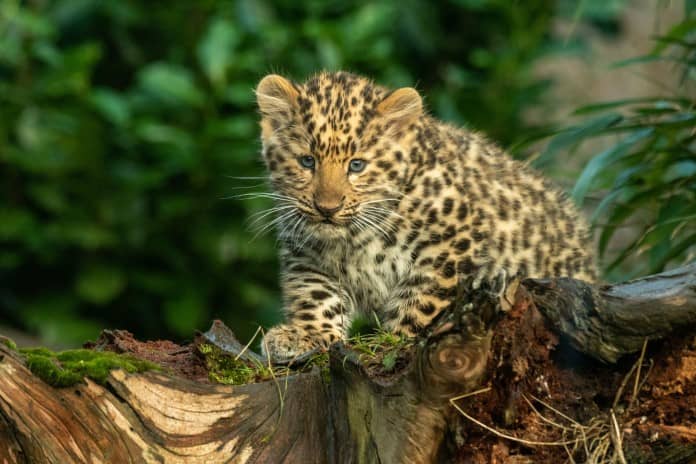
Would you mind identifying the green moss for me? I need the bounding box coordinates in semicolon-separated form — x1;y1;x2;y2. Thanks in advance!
199;343;332;385
1;337;17;351
348;329;411;373
199;343;281;385
20;347;159;387
347;314;379;338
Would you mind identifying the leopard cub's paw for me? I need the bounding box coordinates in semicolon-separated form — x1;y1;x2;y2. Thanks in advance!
261;325;321;362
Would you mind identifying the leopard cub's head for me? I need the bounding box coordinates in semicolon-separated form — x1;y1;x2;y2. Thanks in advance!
255;71;422;242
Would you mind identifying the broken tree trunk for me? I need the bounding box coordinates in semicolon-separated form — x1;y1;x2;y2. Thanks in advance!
1;264;695;463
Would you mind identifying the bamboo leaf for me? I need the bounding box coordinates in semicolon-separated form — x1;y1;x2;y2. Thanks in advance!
533;113;623;168
572;128;653;206
572;97;688;115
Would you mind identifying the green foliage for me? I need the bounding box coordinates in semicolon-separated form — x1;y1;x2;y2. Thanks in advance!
198;342;329;384
0;0;632;344
3;0;601;345
537;16;696;280
20;347;159;387
348;329;410;373
1;337;18;351
198;343;272;385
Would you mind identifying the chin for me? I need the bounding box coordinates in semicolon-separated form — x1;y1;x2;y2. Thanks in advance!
307;221;350;241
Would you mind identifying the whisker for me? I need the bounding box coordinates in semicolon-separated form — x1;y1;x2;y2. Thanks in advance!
359;198;401;206
224;192;296;201
250;209;298;240
225;183;269;190
247;205;297;227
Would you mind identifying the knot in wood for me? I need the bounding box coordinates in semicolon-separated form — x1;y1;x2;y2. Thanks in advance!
422;333;491;396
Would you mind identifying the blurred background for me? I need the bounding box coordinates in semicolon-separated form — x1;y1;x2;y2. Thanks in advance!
1;0;694;348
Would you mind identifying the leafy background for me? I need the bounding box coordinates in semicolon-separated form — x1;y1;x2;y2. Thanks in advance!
1;0;693;347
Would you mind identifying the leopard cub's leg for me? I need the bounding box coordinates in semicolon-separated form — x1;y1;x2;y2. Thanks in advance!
262;268;353;362
381;273;456;337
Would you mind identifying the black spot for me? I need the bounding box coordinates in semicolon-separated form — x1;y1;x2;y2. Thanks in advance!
427;209;438;224
375;253;385;264
322;309;334;319
457;257;475;274
457;203;468;220
298;312;316;321
419;303;436;315
442;198;454;215
441;261;455;278
454;239;470;252
553;262;562;276
433;251;449;269
311;290;331;300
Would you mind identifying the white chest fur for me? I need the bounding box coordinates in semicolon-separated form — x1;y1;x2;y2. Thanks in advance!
316;232;412;315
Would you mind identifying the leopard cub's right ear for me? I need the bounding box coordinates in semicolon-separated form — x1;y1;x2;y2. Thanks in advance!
255;74;300;117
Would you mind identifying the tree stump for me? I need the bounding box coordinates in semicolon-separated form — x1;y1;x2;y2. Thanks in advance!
1;264;695;463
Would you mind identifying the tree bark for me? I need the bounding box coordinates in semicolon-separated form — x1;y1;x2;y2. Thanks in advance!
1;265;695;463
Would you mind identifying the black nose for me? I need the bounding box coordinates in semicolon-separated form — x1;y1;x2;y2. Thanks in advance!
314;199;343;217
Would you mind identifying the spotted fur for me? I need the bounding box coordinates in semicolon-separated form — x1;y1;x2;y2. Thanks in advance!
255;71;596;361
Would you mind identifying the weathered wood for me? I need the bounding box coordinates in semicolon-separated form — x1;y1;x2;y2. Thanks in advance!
526;262;696;362
0;265;695;463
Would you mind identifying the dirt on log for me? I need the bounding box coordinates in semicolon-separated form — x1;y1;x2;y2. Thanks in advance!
0;264;695;463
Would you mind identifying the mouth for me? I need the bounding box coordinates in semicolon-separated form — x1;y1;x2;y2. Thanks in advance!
313;214;349;226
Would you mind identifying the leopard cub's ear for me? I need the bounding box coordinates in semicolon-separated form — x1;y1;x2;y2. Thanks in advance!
376;87;422;127
255;74;300;117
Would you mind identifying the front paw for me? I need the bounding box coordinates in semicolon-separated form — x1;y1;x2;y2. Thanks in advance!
261;325;323;362
471;267;518;311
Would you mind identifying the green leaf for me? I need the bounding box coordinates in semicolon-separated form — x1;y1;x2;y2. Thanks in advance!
91;89;130;126
197;18;240;90
572;97;688;115
382;351;397;371
596;187;656;257
137;62;204;107
572;128;653;205
76;266;126;305
651;18;696;54
651;232;696;273
533;113;623;168
688;0;696;15
0;208;35;239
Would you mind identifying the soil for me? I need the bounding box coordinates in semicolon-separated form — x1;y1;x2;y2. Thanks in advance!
84;329;209;383
451;293;696;463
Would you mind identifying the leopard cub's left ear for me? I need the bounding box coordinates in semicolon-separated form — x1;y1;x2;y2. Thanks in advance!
376;87;422;127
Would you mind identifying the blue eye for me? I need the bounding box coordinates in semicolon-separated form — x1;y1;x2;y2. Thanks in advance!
348;159;366;173
299;156;315;169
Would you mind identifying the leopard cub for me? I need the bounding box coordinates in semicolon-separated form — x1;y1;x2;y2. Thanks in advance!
254;71;596;361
